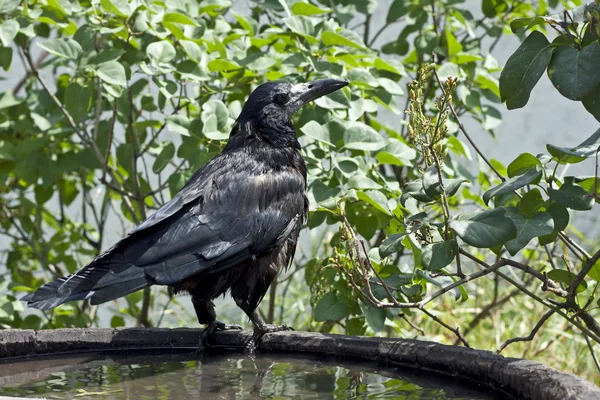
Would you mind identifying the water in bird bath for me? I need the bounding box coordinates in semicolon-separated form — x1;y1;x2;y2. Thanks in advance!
0;349;497;399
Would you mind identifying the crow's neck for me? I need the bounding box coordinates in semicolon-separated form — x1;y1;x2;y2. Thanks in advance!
226;118;299;148
224;120;306;181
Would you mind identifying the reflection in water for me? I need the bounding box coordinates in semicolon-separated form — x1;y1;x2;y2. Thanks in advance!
0;350;495;399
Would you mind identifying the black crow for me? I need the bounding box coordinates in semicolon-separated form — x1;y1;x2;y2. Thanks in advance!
22;78;348;347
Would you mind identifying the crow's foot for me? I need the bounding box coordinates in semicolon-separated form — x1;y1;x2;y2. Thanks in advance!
199;320;242;350
244;324;294;355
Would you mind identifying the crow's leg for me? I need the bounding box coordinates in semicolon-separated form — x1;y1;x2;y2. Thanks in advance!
233;297;293;353
248;309;294;343
192;298;241;348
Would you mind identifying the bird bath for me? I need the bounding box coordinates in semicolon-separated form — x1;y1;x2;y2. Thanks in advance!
0;329;598;400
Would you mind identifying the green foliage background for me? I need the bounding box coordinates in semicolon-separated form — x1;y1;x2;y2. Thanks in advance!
1;0;600;384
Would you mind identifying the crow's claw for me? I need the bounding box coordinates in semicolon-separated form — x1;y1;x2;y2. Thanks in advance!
199;320;243;350
244;323;294;355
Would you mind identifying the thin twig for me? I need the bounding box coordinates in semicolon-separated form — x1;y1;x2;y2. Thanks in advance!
455;287;522;345
401;314;425;335
559;232;591;260
497;270;600;344
12;51;48;94
421;307;470;347
21;44;138;222
497;309;554;353
568;248;600;300
579;317;600;374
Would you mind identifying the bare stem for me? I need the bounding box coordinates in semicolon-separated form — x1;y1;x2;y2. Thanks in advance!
497;309;554;353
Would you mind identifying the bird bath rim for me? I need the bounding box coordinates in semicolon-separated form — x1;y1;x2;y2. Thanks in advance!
0;328;598;400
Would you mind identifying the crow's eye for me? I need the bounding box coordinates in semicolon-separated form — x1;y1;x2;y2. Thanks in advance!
274;93;289;105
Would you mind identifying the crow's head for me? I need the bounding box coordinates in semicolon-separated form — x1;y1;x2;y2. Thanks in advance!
237;79;348;127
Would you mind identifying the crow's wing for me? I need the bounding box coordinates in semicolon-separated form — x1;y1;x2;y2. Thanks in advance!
23;151;306;308
140;162;306;285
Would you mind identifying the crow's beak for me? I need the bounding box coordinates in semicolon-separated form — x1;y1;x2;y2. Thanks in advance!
288;78;349;114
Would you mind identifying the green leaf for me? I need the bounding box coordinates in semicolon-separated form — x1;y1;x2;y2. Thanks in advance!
445;28;463;57
116;143;132;173
166;114;191;136
300;121;333;146
348;68;380;87
507;153;542;177
31;112;51;131
92;48;124;64
572;176;600;201
38;38;82;60
64;83;91;123
387;0;408;23
201;100;229;131
163;12;198;26
314;292;349;322
147;40;176;64
482;169;542;205
538;203;570;245
177;60;210;81
482;0;508;18
504;209;554;255
202;114;228;140
499;31;552;110
179;40;203;63
96;61;126;87
168;173;186;196
0;0;19;13
548;269;587;293
374;58;405;76
207;59;242;72
343;122;387;151
588;258;600;281
422;240;457;271
283;15;315;39
449;208;517;248
345;318;366;336
400;180;434;205
322;29;366;49
0;46;12;71
422;166;468;199
0;90;24;110
308;180;341;206
100;0;130;16
376;138;416;166
583;84;600;123
348;98;378;121
547;127;600;164
111;315;125;328
379;233;406;258
356;190;391;216
232;12;256;35
359;301;386;332
0;20;18;47
518;188;545;217
334;157;358;177
291;2;331;16
152;142;175;174
347;174;381;190
548;42;600;101
314;89;349;109
548;181;594;211
509;16;546;33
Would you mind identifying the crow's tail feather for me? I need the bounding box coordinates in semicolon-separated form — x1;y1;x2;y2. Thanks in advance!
21;255;155;310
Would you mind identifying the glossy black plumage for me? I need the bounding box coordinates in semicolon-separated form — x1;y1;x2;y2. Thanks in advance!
22;78;348;343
